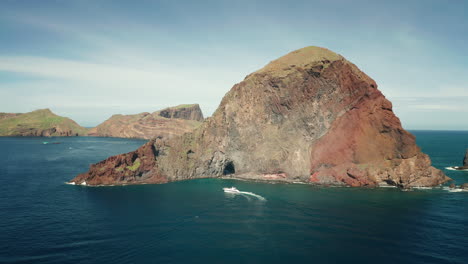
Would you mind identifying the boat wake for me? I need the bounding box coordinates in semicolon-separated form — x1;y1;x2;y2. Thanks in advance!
223;187;266;201
237;191;267;201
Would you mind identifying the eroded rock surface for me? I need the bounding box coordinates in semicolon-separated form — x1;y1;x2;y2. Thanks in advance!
87;104;203;139
71;140;167;185
158;104;204;122
71;46;450;188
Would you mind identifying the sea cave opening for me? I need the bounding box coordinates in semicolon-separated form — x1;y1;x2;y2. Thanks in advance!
223;161;235;175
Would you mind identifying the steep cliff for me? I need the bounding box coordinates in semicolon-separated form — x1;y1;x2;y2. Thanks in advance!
158;104;204;122
87;104;203;139
71;46;450;188
0;109;87;136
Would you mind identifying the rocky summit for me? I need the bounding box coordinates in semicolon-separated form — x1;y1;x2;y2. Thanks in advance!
0;109;87;137
71;46;450;188
87;104;204;139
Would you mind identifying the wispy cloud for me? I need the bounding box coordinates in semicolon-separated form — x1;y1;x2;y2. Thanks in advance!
0;56;167;83
1;0;467;129
411;104;468;111
391;96;468;109
0;13;261;125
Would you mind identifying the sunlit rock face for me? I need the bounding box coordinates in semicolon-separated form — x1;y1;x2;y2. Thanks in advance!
71;46;450;188
87;104;204;140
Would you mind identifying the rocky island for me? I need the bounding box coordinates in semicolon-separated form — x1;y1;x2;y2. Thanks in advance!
465;150;468;167
447;149;468;171
0;109;88;136
70;46;451;188
87;104;204;139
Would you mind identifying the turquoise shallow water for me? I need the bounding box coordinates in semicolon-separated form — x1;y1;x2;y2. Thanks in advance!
0;132;467;264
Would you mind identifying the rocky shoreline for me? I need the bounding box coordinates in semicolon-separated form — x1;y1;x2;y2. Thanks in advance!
66;175;468;192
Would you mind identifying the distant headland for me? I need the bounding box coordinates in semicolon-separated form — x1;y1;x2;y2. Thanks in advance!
0;104;204;140
87;104;204;139
0;109;88;137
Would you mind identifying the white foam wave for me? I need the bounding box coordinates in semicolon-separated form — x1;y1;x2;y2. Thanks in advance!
65;182;76;185
442;186;467;193
413;186;433;190
445;166;468;171
292;181;308;185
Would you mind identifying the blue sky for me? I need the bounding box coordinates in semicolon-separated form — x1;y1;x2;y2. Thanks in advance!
0;0;467;129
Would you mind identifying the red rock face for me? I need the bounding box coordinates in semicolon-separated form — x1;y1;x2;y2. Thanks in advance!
308;88;443;187
71;140;167;185
71;46;450;188
306;60;448;187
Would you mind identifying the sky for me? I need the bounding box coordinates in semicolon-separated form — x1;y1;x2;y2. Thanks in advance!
0;0;467;129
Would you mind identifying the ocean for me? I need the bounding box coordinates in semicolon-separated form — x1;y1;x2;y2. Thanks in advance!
0;132;467;264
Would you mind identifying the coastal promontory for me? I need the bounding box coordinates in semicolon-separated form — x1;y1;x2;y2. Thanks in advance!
0;109;87;137
71;46;450;188
87;104;204;139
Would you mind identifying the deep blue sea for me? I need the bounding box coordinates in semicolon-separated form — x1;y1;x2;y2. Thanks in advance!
0;132;467;264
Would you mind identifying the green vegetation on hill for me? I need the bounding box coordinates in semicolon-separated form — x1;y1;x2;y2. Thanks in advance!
0;109;88;136
170;104;198;109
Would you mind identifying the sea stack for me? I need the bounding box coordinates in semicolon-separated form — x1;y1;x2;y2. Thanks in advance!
70;46;450;188
463;149;468;167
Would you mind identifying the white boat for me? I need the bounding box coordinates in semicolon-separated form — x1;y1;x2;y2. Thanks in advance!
223;187;240;193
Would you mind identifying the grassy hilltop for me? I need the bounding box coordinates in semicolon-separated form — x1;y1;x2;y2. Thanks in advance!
0;109;88;136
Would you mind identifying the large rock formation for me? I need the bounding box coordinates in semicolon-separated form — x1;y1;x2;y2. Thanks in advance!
87;104;204;139
158;104;204;122
71;46;450;188
0;109;87;136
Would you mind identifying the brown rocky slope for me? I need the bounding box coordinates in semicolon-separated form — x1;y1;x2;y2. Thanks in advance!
87;104;204;140
71;46;450;188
